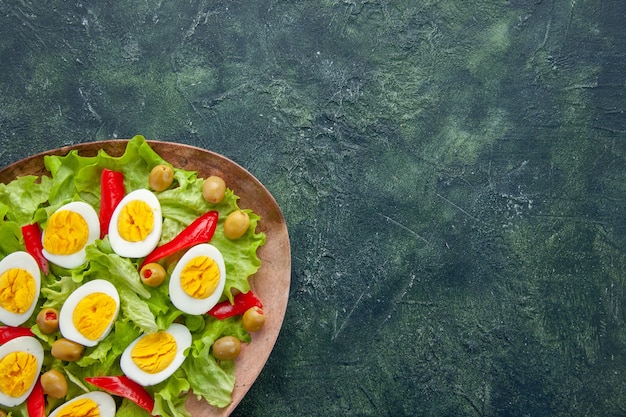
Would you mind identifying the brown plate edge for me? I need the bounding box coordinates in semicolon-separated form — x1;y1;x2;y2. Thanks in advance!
0;139;291;417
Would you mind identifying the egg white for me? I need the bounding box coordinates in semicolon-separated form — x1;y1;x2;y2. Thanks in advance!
0;251;41;326
59;279;120;347
168;243;226;315
0;336;44;407
108;189;163;258
48;391;116;417
42;201;100;269
120;323;192;386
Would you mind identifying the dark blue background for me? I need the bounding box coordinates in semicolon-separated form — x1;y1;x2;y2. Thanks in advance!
1;1;625;416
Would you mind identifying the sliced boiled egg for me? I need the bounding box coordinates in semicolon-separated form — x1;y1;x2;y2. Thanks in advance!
48;391;116;417
120;323;192;386
0;336;44;407
0;251;41;326
59;279;120;347
108;189;162;258
168;243;226;315
42;201;100;269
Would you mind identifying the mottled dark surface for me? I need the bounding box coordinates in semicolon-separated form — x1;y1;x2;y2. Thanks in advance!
1;1;626;416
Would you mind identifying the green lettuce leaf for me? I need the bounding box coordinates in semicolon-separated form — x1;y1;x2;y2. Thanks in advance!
0;220;23;258
152;375;192;417
84;245;150;299
0;175;53;225
115;399;153;417
182;316;250;408
76;319;140;371
44;149;97;210
40;275;81;309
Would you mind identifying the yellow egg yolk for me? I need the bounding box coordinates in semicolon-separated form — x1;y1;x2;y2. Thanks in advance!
180;256;220;299
131;331;177;374
0;351;38;397
118;200;154;242
43;210;89;255
72;292;117;341
0;268;36;314
55;397;100;417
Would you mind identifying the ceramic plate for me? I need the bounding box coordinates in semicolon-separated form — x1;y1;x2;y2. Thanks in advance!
0;140;291;416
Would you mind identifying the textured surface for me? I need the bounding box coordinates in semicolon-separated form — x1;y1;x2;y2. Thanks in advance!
1;1;626;416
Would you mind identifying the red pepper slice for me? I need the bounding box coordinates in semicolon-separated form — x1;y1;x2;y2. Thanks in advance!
86;376;154;413
0;326;34;344
99;168;125;239
140;210;219;269
26;378;45;417
208;290;263;319
21;223;49;275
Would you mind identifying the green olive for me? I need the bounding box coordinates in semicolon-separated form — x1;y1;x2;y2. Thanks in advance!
36;307;59;334
149;164;175;191
140;262;167;287
40;369;68;399
224;210;250;239
242;306;266;332
51;338;84;362
212;336;241;360
202;176;226;204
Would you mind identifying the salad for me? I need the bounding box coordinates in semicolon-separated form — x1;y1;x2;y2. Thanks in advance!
0;136;267;417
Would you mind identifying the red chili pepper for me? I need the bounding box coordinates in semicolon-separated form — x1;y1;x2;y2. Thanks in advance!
140;210;219;268
208;290;263;319
0;326;34;344
26;378;45;417
99;168;125;239
85;376;155;413
21;223;49;275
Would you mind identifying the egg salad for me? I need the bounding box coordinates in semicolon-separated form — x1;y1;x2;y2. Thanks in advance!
0;136;266;417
